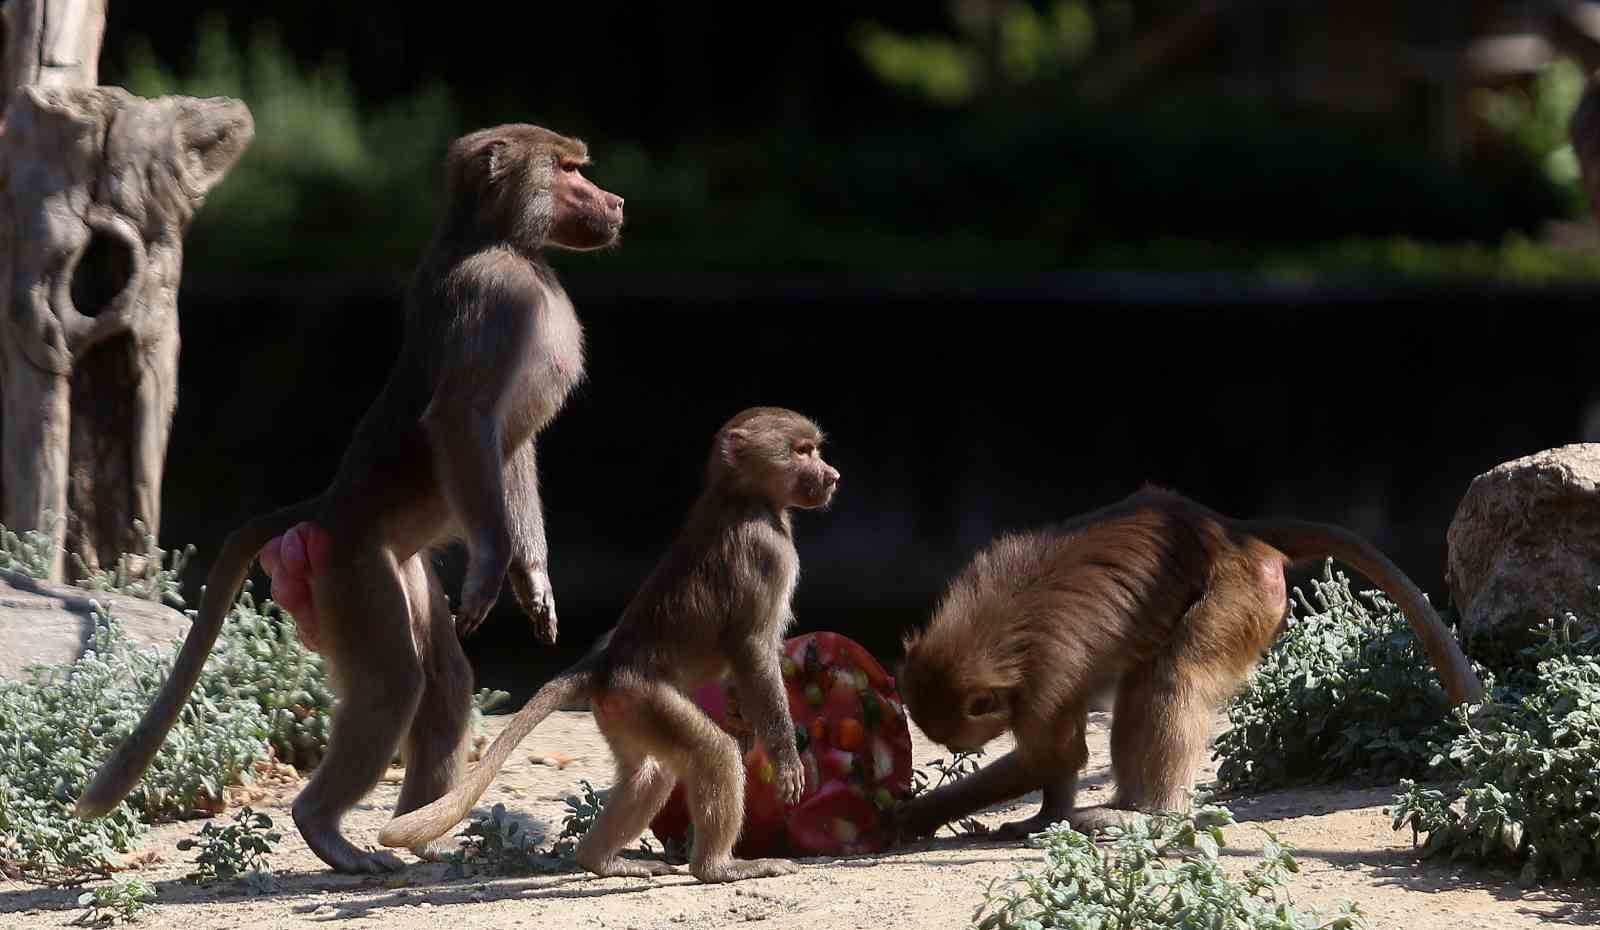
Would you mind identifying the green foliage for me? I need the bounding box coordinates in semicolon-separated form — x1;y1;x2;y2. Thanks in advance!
855;1;1097;105
970;806;1365;930
550;780;607;859
470;687;512;742
1213;562;1475;793
1389;618;1600;885
119;15;461;273
0;511;63;579
444;781;658;878
102;14;1580;283
73;879;156;926
203;586;334;770
74;520;195;608
1474;57;1586;215
444;798;582;879
177;806;281;892
0;610;268;876
0;516;525;881
1088;233;1600;285
0;521;338;878
444;803;551;878
909;749;989;836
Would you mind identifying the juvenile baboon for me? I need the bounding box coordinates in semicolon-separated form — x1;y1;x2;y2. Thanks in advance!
379;407;841;884
73;124;624;874
893;487;1482;840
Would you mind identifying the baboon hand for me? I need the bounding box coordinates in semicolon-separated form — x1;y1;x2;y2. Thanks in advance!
509;562;558;644
775;750;806;806
457;555;509;638
883;797;938;843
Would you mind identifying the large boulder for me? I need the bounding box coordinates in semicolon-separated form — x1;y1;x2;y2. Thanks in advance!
0;569;190;679
1445;444;1600;643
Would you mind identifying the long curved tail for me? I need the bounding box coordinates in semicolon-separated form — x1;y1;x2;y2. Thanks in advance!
378;661;593;849
74;498;321;819
1237;518;1483;707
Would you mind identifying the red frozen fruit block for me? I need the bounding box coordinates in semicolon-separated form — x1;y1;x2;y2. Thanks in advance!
648;784;691;849
738;747;789;857
647;742;789;858
785;780;882;857
648;632;913;858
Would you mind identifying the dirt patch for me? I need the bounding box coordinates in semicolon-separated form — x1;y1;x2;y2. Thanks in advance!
5;711;1597;929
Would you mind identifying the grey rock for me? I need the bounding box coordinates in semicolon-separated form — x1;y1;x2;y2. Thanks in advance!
1445;443;1600;642
0;568;189;679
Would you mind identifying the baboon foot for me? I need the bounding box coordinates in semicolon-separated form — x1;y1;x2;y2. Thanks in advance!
579;855;681;878
295;809;407;873
993;810;1072;841
321;844;407;874
1066;804;1134;835
690;856;799;883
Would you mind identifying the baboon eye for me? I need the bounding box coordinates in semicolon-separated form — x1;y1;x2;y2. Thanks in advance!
793;442;816;457
966;694;997;717
559;160;581;174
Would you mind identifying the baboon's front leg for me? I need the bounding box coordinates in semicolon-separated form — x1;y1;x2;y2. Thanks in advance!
504;440;557;643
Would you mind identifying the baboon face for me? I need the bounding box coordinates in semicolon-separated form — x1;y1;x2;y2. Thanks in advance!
785;435;840;509
899;639;1012;752
547;154;625;251
906;681;1010;752
715;409;840;508
445;124;623;251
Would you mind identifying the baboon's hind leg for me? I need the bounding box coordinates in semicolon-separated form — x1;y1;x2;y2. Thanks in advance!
1074;582;1278;836
599;683;796;883
392;556;474;861
1069;661;1211;835
571;744;682;879
294;546;421;873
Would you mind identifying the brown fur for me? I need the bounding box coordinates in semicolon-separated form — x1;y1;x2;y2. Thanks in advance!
379;408;841;884
893;486;1483;840
73;124;624;874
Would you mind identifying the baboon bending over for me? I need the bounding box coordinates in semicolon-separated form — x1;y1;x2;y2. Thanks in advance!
894;487;1482;840
74;124;624;874
379;408;841;884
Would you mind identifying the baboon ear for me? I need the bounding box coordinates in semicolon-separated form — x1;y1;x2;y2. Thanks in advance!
720;428;751;468
483;138;510;181
456;133;512;185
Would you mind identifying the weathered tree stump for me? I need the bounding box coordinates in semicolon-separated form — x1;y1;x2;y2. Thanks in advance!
0;0;252;579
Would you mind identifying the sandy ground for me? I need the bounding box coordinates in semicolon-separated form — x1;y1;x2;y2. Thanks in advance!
5;710;1599;929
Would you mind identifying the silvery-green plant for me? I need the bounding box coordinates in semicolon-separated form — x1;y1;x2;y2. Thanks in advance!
203;585;334;770
73;878;155;925
1391;618;1600;885
1213;561;1476;792
74;519;195;608
0;607;267;876
0;511;63;580
971;806;1366;930
444;782;645;878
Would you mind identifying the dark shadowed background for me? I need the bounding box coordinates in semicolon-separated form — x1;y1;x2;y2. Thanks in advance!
91;1;1600;702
